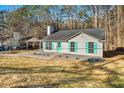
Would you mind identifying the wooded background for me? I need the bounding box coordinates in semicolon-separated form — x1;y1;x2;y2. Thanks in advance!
0;5;124;51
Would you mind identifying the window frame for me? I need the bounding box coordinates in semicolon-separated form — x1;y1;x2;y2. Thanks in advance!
88;42;94;53
70;42;75;52
45;42;52;50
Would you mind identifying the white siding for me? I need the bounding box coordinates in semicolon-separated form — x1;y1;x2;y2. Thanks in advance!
43;42;67;53
42;33;103;57
0;42;2;46
68;33;103;57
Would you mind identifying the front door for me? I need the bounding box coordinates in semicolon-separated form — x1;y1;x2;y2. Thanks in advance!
57;42;61;53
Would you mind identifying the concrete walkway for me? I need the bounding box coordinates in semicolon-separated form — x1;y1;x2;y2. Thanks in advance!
0;51;56;60
0;50;93;61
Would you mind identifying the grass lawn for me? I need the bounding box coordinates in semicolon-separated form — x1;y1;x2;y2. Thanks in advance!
0;55;124;88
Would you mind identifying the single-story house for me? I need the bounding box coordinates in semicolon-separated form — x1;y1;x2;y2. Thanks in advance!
41;26;105;58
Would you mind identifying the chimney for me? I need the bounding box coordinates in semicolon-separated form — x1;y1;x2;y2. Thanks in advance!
47;26;54;35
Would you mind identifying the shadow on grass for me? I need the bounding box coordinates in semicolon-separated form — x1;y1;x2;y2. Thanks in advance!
0;66;66;74
105;71;124;88
12;70;92;88
103;65;124;88
1;57;124;88
14;65;124;87
12;74;90;88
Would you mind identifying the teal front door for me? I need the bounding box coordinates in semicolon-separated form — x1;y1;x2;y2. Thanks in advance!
57;42;61;53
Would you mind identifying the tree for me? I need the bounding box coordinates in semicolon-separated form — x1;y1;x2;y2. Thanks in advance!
0;10;8;49
2;5;124;52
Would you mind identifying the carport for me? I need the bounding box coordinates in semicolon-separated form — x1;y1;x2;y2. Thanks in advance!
26;37;41;50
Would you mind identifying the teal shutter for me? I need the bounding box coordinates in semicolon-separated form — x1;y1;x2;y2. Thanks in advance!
60;42;61;52
94;41;97;54
85;41;88;54
68;42;70;52
52;42;54;50
75;42;78;53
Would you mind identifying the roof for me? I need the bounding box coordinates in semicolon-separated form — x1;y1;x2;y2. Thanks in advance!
19;36;32;42
83;29;105;40
27;37;40;42
41;30;81;42
41;28;105;42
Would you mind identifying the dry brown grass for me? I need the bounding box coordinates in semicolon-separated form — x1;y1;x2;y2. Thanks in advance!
3;50;33;54
0;55;124;88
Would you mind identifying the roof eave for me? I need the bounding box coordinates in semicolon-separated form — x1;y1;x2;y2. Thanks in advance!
41;40;67;42
41;31;82;42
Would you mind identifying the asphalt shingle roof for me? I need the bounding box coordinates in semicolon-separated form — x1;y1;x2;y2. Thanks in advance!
41;28;105;42
19;36;32;42
83;29;105;40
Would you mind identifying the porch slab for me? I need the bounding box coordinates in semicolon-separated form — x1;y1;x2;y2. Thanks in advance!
33;50;97;62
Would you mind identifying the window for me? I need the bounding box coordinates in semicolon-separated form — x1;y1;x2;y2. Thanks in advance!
57;42;61;47
88;42;94;53
45;42;52;50
70;42;75;52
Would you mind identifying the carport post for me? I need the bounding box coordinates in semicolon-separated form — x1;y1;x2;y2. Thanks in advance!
26;41;28;50
39;41;41;50
33;42;35;49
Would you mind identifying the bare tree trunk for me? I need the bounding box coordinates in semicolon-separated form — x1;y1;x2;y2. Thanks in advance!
98;17;102;28
92;6;98;28
94;9;98;28
118;6;124;48
108;11;113;50
104;13;108;51
113;8;117;50
25;16;28;35
9;26;13;53
117;6;122;48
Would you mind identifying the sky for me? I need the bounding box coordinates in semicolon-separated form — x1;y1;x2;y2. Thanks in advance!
0;5;22;11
